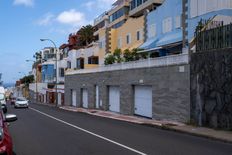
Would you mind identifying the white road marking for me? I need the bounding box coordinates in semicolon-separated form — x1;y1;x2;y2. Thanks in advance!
29;107;147;155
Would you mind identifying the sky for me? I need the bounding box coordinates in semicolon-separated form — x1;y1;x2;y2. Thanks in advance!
0;0;116;84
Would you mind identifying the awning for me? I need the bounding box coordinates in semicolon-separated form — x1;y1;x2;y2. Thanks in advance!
138;46;162;53
156;31;182;47
139;38;158;50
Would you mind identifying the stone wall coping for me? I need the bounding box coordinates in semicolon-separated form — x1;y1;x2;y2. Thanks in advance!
66;53;189;75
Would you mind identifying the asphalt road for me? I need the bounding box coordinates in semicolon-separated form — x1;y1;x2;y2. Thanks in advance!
6;103;232;155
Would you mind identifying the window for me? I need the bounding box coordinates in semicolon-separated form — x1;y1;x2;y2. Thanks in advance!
126;34;131;44
130;0;136;10
175;16;181;28
117;37;122;48
59;68;65;77
54;69;56;78
99;41;103;48
137;30;141;41
130;0;148;10
112;21;125;29
162;17;172;33
148;24;156;38
137;0;143;7
76;58;84;69
88;56;99;64
109;8;125;23
99;37;105;49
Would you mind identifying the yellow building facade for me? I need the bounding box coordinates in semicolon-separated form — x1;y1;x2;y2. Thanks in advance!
110;15;144;53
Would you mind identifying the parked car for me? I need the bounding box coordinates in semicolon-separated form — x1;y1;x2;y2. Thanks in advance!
14;97;29;108
0;102;17;155
0;87;7;113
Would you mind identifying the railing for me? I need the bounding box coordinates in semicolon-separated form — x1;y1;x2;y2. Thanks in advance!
94;11;108;25
196;23;232;52
66;54;189;75
44;76;55;83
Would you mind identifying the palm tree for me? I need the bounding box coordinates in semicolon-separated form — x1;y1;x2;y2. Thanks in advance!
77;25;95;46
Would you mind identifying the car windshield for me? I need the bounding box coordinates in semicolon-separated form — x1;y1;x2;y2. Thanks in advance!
17;98;26;101
0;94;4;100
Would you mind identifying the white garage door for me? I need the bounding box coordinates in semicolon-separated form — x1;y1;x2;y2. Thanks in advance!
82;89;88;108
109;86;120;113
72;90;77;107
95;85;99;109
134;86;152;118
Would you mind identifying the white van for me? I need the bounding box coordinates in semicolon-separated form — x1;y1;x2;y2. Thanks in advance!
0;86;7;113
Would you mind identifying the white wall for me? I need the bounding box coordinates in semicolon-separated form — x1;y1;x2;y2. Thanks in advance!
67;45;99;69
29;83;47;95
190;0;232;18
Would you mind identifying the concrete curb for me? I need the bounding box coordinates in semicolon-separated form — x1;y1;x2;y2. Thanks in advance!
162;125;232;144
59;106;165;127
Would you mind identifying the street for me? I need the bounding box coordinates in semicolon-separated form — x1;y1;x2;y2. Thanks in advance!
7;103;232;155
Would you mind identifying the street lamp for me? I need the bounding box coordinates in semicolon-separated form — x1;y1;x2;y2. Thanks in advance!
26;60;38;102
40;38;58;107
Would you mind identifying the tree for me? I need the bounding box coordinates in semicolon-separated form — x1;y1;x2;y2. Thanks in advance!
77;25;95;46
33;52;42;61
20;75;34;87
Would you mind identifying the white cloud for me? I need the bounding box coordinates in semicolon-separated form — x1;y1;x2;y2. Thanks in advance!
36;13;54;26
56;9;87;27
13;0;34;7
36;9;90;34
83;0;116;10
84;1;95;10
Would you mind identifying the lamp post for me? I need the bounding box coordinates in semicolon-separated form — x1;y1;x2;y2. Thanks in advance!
40;39;58;107
26;60;38;103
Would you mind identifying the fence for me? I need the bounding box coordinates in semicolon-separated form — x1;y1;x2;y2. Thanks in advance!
196;23;232;52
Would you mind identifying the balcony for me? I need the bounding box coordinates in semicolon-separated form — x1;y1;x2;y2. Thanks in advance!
43;75;55;83
66;53;189;75
129;0;163;17
94;12;108;26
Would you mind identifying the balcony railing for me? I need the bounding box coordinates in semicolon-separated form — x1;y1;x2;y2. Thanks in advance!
43;76;55;83
66;53;189;75
94;11;108;25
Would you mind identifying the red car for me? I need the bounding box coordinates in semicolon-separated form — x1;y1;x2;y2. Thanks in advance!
0;105;17;155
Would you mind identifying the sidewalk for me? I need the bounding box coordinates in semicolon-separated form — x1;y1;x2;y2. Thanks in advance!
60;106;232;144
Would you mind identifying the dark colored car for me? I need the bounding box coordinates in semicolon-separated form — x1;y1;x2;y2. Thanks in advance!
0;105;17;155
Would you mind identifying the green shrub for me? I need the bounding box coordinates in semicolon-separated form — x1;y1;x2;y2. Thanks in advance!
113;48;123;63
123;49;134;62
104;54;115;65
